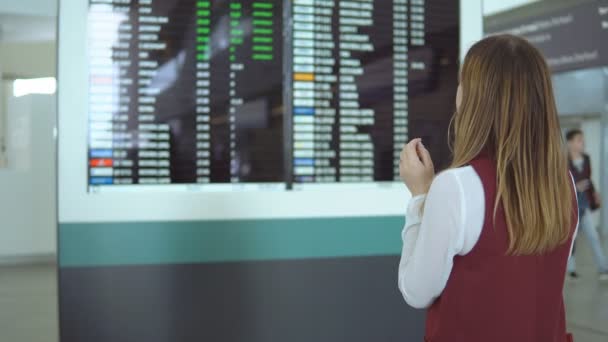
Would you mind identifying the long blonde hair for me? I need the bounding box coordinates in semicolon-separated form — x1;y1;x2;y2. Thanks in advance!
452;34;573;255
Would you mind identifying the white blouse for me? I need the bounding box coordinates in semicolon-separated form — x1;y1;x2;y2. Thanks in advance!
397;166;578;309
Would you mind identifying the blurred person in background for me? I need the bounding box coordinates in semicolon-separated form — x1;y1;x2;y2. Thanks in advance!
566;129;608;281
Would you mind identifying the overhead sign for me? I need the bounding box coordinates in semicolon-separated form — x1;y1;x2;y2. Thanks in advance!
486;0;608;73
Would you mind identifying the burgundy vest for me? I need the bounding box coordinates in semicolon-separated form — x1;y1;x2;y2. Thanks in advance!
424;157;577;342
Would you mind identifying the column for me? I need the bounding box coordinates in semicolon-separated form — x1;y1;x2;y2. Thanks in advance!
89;0;136;186
338;0;375;182
292;0;337;183
252;2;275;61
136;0;171;184
195;0;212;183
410;0;425;46
229;2;244;182
393;0;409;180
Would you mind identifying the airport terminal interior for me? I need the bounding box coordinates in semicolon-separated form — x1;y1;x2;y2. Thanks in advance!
1;0;608;341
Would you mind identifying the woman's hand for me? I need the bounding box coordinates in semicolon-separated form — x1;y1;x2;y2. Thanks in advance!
399;138;435;196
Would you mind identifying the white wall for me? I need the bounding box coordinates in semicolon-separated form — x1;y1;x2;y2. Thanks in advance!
0;41;56;172
0;1;58;258
0;0;57;17
5;84;32;170
0;93;57;258
0;73;5;169
0;41;56;78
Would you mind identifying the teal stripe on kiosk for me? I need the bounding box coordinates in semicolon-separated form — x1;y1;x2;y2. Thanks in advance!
59;216;404;267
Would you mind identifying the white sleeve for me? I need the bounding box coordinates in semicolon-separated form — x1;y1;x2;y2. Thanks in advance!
569;173;579;255
397;170;469;309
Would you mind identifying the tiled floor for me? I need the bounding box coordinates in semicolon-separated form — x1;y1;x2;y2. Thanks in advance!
0;263;58;342
1;239;607;342
564;236;608;342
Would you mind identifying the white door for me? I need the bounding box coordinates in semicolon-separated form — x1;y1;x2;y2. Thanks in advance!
0;80;57;260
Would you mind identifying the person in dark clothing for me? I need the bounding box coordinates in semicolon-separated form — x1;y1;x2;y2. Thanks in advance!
566;129;608;280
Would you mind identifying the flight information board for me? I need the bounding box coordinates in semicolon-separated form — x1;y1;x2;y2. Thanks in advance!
87;0;459;190
291;0;424;183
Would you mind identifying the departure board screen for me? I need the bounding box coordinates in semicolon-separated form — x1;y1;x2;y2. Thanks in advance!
88;0;285;189
87;0;459;191
289;0;459;184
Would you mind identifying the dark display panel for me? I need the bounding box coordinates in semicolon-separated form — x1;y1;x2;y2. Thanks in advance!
87;0;459;188
290;0;460;183
88;0;284;186
60;256;425;342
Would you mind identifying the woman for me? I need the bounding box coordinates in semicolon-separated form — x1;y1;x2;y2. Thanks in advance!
397;35;577;342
